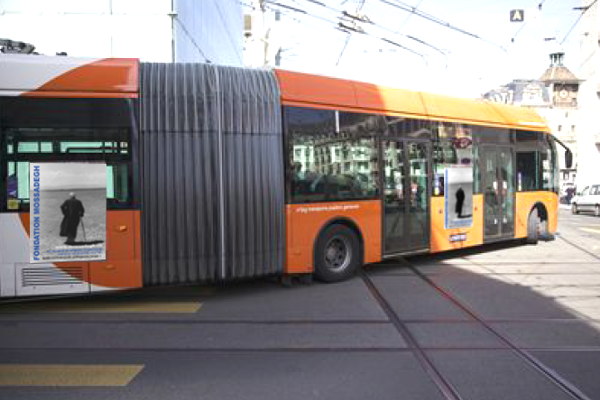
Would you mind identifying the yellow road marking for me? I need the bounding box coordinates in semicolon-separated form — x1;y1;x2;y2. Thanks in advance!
0;301;202;314
580;227;600;235
0;364;144;386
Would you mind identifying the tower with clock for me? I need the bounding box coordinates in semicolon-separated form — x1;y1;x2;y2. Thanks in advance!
540;52;580;108
538;52;580;186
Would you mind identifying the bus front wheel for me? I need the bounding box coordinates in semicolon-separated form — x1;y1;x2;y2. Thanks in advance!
526;209;539;244
314;224;361;282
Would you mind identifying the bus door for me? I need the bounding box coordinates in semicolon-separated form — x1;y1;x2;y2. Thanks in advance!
382;140;430;254
482;146;515;240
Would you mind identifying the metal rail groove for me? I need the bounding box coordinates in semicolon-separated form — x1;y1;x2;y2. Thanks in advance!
361;272;464;400
558;235;600;262
407;264;593;400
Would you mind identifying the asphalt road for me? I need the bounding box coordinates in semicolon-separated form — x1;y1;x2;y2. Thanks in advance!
1;208;599;400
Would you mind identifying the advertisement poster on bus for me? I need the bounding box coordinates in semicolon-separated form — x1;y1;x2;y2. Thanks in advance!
444;166;473;229
30;163;107;263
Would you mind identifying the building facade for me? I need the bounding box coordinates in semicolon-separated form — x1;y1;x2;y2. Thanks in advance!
578;0;600;189
0;0;243;65
482;52;580;186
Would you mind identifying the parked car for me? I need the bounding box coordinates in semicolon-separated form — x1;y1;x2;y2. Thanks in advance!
571;184;600;216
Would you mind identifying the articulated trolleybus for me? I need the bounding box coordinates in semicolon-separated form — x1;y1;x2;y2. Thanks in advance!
0;54;571;298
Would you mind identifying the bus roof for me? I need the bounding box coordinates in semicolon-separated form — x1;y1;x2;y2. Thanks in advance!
0;54;138;98
0;55;548;132
274;69;549;132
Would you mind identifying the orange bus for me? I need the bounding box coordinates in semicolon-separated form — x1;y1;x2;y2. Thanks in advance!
0;54;571;298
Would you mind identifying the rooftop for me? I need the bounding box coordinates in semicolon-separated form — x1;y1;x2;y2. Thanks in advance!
539;52;580;83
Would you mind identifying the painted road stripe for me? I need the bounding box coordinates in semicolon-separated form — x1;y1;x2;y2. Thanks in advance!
0;301;202;313
0;364;144;386
580;227;600;235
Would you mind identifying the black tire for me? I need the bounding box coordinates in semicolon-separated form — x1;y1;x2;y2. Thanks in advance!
538;217;553;241
526;208;539;244
314;224;361;282
571;203;578;214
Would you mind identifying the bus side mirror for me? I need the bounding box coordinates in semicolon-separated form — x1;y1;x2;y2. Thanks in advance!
565;150;573;169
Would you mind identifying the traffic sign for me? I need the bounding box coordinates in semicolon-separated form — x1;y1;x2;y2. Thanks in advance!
510;9;524;22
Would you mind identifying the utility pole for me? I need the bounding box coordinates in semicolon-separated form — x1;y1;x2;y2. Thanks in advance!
244;0;282;67
244;0;266;67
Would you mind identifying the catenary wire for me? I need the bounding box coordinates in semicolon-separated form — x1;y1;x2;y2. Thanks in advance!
336;0;367;65
265;0;429;64
560;0;598;45
172;16;212;63
212;0;244;64
510;0;548;43
376;0;507;52
395;0;426;34
290;0;447;60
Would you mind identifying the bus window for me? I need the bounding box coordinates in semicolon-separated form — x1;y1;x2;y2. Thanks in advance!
286;107;380;203
107;164;130;203
384;117;431;140
432;122;474;197
546;135;559;193
516;151;538;191
473;145;481;194
1;128;132;211
515;131;558;193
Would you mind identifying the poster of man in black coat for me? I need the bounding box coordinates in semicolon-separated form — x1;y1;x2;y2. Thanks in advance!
445;166;473;229
60;193;85;245
30;162;106;263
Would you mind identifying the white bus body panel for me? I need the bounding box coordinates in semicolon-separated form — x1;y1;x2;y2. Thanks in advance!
0;214;91;297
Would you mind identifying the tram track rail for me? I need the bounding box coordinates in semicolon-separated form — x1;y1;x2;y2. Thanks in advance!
558;235;600;262
390;261;594;400
361;272;464;400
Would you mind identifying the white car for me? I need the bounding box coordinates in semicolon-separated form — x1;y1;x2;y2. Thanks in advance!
571;184;600;216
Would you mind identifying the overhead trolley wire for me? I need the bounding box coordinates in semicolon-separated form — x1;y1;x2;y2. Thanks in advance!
336;0;367;65
213;0;244;65
286;0;445;65
377;0;478;38
265;0;429;65
561;0;598;45
510;17;528;43
172;16;212;63
376;0;507;53
395;0;426;34
267;1;307;14
510;0;547;44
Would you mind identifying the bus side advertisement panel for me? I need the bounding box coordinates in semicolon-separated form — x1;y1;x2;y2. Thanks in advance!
285;200;381;274
430;194;484;252
17;211;142;291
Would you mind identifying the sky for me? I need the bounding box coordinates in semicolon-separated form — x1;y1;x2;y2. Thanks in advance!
258;0;584;98
37;163;107;191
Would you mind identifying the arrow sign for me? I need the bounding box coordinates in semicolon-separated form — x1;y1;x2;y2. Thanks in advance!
510;9;524;22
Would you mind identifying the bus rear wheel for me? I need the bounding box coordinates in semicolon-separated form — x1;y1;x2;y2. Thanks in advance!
314;224;361;282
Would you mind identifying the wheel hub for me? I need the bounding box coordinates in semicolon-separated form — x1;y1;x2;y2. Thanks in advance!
324;237;351;272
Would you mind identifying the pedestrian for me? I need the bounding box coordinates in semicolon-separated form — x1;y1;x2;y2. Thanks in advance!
60;192;85;245
566;186;575;204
